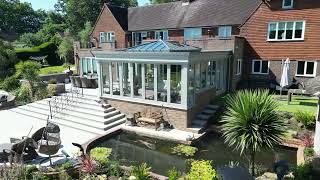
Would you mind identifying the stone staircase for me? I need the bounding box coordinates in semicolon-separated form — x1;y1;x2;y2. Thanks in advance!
188;104;220;134
9;93;126;135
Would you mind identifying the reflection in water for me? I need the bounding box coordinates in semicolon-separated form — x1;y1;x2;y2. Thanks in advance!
90;132;297;175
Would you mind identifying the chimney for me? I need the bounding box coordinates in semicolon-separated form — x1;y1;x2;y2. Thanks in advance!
182;0;194;6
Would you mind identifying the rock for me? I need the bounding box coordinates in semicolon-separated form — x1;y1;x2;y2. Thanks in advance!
298;122;304;128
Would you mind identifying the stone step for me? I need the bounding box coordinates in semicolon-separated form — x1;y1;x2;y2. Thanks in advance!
207;105;220;110
192;119;207;127
9;108;105;135
197;114;211;120
187;125;205;134
104;114;126;124
36;100;107;113
202;109;216;115
102;118;126;131
46;95;100;107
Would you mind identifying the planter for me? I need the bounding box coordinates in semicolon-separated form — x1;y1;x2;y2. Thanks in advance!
47;83;65;95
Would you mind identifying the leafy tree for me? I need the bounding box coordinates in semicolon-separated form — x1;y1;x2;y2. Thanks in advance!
221;89;286;176
57;29;74;64
56;0;138;35
15;60;41;97
149;0;179;4
186;160;218;180
0;39;17;71
0;0;45;33
79;22;93;48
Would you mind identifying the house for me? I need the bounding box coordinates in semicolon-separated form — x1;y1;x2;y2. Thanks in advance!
73;0;261;131
240;0;320;89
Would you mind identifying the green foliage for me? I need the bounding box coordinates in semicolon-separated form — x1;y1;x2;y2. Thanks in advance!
131;163;152;180
292;162;313;180
221;90;286;176
48;79;58;84
304;147;315;158
40;65;68;75
0;40;17;71
79;22;93;48
167;167;181;180
15;61;41;96
0;76;21;92
33;82;49;101
25;165;38;180
150;0;178;4
57;29;74;64
186;160;218;180
15;42;62;66
0;0;45;33
105;161;124;177
90;147;112;165
15;83;32;105
294;111;315;129
57;161;74;171
171;144;198;157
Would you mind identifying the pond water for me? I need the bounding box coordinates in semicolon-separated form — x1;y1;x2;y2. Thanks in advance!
89;132;297;175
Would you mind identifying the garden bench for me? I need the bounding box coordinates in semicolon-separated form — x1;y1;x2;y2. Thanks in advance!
134;112;164;130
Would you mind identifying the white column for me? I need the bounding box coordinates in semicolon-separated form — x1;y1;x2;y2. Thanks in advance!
181;64;188;107
154;64;158;101
129;63;134;98
97;61;103;97
119;63;123;96
142;64;146;99
167;64;171;103
314;95;320;155
109;62;113;95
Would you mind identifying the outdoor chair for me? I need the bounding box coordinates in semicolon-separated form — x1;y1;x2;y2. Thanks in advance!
74;76;82;88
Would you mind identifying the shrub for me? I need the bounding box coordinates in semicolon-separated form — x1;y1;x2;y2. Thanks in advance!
171;144;198;157
47;84;57;97
57;161;74;171
304;147;315;159
292;162;313;180
186;160;218;180
0;76;20;92
90;147;112;166
131;163;152;180
167;167;181;180
25;165;38;179
48;79;57;84
33;82;48;101
301;132;314;148
294;111;315;129
15;84;32;105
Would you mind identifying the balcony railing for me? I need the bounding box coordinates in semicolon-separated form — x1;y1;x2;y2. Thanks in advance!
184;37;237;51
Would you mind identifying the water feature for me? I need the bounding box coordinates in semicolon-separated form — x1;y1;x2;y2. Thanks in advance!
89;131;297;175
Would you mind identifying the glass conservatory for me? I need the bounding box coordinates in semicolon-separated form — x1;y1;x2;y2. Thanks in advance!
93;40;231;110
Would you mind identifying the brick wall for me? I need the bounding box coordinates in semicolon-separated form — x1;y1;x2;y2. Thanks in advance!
91;5;127;49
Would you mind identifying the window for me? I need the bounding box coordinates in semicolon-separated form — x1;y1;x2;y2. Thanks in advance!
282;0;293;9
100;32;115;43
81;57;97;75
236;59;242;75
155;30;169;40
268;21;305;41
252;60;269;74
218;26;232;38
184;28;202;40
296;61;317;77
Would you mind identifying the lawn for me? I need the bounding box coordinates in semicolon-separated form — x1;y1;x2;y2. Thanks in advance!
273;95;317;114
39;65;74;75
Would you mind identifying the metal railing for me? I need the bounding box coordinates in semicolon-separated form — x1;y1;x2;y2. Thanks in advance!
48;87;83;119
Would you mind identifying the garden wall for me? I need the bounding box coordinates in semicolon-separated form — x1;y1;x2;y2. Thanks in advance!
39;73;69;83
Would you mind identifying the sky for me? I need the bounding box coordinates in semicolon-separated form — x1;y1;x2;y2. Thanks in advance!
21;0;150;11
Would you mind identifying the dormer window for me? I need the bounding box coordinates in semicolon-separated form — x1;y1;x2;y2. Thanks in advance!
282;0;293;9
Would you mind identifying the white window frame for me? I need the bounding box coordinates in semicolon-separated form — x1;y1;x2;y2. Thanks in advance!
218;26;232;38
236;59;242;75
295;61;317;77
184;28;202;40
282;0;293;9
155;30;169;40
100;32;115;43
252;60;270;75
267;21;305;41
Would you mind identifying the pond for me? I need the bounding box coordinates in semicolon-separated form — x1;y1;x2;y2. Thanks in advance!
88;131;297;175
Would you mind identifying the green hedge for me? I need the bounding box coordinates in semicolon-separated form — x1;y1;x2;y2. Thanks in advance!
15;42;63;66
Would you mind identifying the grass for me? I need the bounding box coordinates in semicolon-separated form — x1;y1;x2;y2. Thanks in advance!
39;65;74;75
273;95;317;114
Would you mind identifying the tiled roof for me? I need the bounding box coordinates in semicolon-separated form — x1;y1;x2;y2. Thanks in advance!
122;40;200;52
127;0;261;31
106;4;128;30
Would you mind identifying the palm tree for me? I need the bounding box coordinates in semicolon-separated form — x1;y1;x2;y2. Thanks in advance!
221;89;286;176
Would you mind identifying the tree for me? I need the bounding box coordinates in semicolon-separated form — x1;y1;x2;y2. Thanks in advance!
15;60;41;97
221;89;286;176
56;0;138;35
149;0;179;4
78;22;93;48
0;0;45;33
57;29;74;64
0;39;17;71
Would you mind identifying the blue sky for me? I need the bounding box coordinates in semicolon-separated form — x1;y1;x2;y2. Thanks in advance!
22;0;150;10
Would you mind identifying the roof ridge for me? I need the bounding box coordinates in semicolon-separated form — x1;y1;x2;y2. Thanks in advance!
129;1;182;9
104;3;128;9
